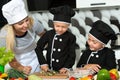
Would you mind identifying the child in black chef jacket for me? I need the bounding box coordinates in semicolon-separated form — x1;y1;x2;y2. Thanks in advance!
77;20;117;73
35;5;76;74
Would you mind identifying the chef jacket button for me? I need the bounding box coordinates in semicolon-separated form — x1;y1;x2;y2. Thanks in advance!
53;48;56;51
56;59;59;62
52;58;55;61
59;38;62;42
96;55;99;58
58;48;61;52
54;37;58;40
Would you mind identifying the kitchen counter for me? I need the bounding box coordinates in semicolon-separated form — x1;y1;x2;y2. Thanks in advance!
43;79;68;80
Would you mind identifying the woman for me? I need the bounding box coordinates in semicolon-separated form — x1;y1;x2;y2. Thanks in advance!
1;0;45;74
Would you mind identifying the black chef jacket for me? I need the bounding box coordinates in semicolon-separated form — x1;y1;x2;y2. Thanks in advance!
35;29;76;71
77;47;116;70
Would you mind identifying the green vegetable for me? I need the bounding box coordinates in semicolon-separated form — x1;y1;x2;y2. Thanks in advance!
97;69;111;80
0;47;14;66
28;74;43;80
40;70;58;76
7;68;27;79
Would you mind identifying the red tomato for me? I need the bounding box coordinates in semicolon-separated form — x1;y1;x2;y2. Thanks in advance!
25;77;28;80
0;72;2;76
9;78;16;80
110;73;117;80
87;75;93;79
69;76;76;80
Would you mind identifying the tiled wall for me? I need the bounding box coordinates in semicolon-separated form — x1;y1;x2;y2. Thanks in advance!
31;8;120;49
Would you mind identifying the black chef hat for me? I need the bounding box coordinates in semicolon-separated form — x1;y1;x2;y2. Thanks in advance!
49;5;75;23
89;20;117;44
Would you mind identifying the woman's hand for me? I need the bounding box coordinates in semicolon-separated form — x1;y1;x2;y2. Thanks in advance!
40;64;49;72
22;66;32;75
9;58;32;75
83;64;101;72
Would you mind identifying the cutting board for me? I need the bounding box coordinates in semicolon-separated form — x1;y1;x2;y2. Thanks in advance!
33;72;69;79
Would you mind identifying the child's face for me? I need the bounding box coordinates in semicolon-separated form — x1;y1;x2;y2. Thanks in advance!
53;22;69;35
87;34;105;51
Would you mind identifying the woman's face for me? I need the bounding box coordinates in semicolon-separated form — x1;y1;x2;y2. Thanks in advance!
87;34;104;51
13;17;30;35
54;22;69;35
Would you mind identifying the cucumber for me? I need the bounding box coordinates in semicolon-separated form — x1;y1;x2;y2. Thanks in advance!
7;68;27;79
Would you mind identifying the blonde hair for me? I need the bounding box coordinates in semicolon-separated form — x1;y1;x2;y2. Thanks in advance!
3;16;34;52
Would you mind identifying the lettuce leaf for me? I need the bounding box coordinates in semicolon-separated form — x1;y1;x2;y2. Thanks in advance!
0;47;14;66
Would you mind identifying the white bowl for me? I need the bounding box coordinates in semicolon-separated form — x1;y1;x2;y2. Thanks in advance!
68;69;92;78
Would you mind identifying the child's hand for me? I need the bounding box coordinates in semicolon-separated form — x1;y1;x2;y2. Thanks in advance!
83;64;101;72
59;68;67;74
40;65;49;72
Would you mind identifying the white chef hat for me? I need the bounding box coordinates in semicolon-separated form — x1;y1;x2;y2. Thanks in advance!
2;0;28;24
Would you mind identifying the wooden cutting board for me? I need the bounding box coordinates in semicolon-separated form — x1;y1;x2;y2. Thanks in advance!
33;72;69;79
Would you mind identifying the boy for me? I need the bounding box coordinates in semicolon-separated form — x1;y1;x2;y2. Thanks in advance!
35;5;76;73
77;20;117;73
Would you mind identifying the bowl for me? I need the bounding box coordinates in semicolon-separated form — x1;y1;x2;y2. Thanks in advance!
68;69;92;78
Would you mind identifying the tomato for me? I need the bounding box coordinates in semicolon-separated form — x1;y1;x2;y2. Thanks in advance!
25;77;28;80
109;69;119;79
87;75;93;79
69;76;76;80
110;73;117;80
0;72;2;76
9;78;16;80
